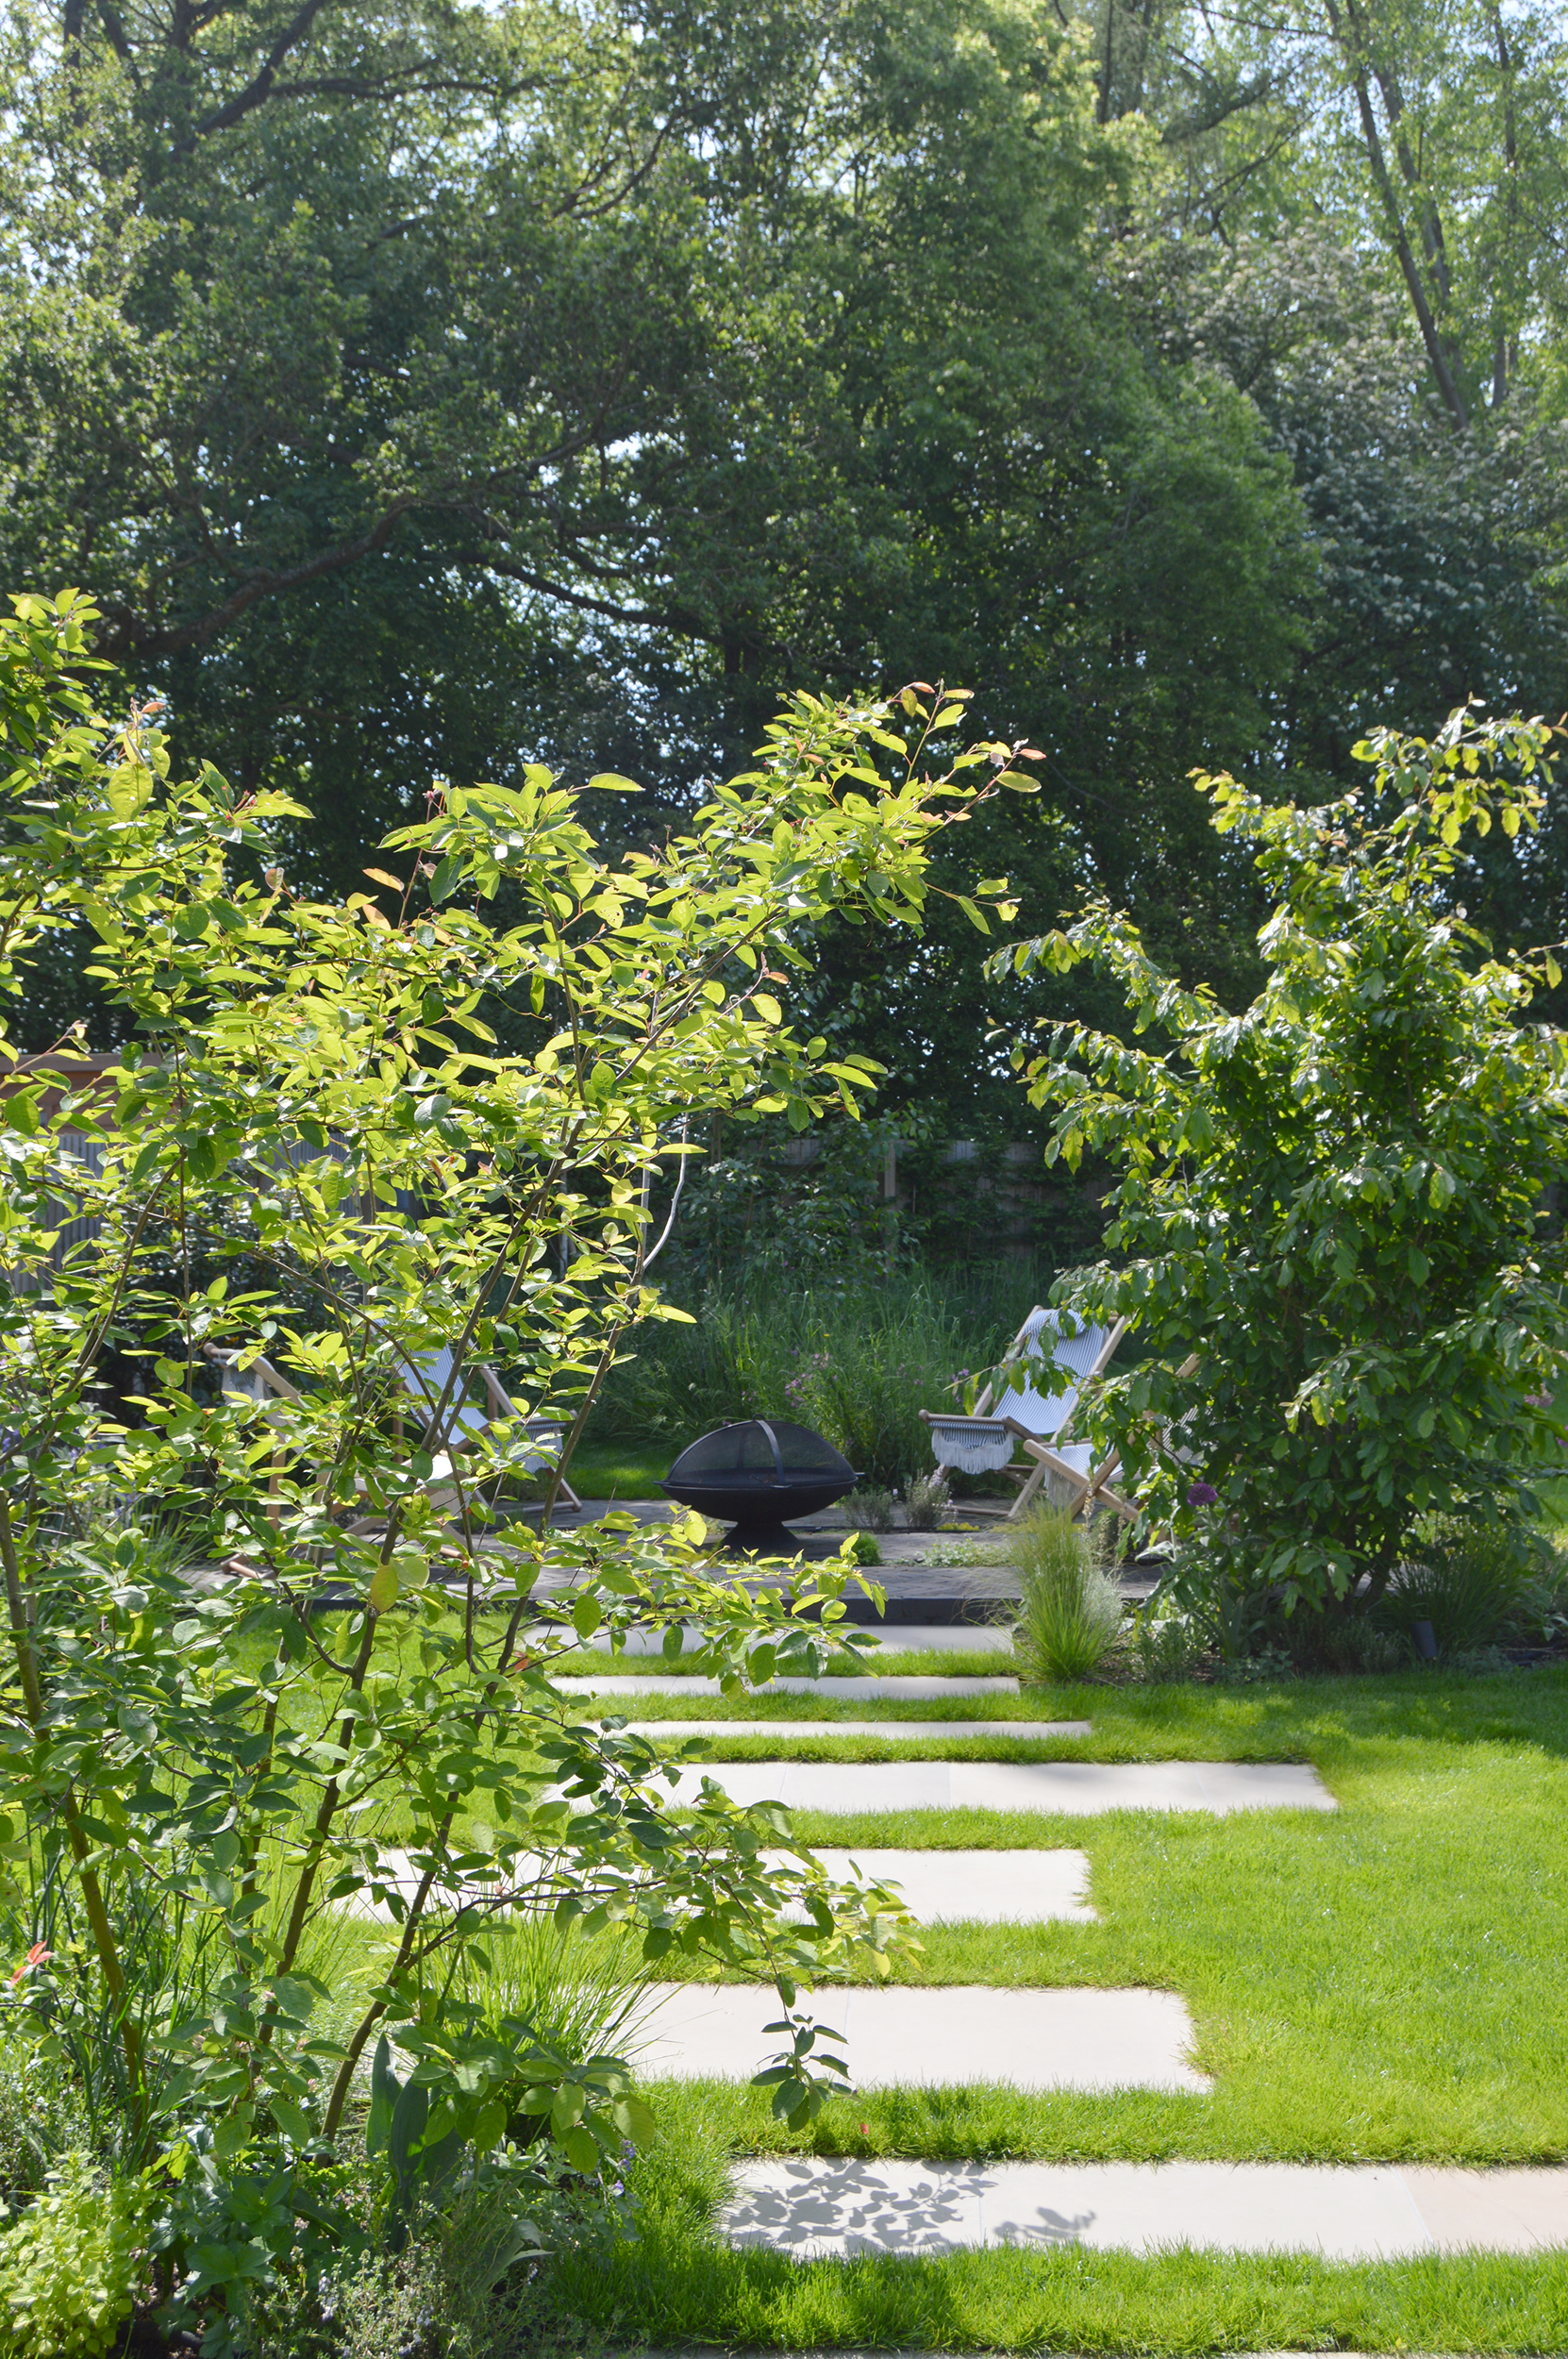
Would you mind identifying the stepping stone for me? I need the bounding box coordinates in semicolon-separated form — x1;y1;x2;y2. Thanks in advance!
764;1849;1095;1924
622;1721;1090;1741
639;1983;1206;2092
722;2156;1568;2259
555;1675;1020;1697
667;1760;1336;1815
348;1847;1094;1927
572;1624;1016;1657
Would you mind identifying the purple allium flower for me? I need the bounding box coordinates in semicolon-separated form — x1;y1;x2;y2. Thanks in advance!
1187;1481;1219;1506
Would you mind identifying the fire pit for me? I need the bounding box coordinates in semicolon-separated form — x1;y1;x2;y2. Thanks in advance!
662;1418;860;1549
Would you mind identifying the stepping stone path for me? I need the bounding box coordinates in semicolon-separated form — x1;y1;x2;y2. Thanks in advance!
550;1560;1568;2263
571;1623;1016;1656
576;1626;1466;2262
723;2156;1568;2259
640;1983;1207;2093
359;1845;1096;1929
665;1759;1336;1815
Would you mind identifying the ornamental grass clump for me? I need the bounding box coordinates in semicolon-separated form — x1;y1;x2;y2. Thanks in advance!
1012;1507;1125;1682
1376;1516;1542;1658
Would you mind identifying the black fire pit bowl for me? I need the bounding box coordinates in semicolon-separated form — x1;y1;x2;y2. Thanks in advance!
662;1417;859;1549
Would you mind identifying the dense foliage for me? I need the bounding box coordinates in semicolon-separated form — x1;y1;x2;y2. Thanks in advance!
1001;711;1568;1619
0;596;1036;2339
3;0;1563;1165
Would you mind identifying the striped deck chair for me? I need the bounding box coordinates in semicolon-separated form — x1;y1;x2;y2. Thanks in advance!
919;1307;1133;1524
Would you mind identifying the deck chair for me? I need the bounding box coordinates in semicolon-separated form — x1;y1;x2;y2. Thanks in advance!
206;1343;584;1525
920;1307;1133;1525
393;1346;582;1512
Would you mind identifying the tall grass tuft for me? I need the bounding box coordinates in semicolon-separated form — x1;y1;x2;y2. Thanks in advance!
461;1913;655;2067
1376;1516;1543;1658
1012;1506;1125;1683
589;1264;1047;1487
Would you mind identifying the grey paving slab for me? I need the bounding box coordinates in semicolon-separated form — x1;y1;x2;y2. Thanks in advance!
572;1624;1018;1657
554;1675;1021;1698
1401;2166;1568;2251
621;1720;1091;1742
764;1849;1095;1924
640;1983;1206;2092
667;1760;1337;1815
1191;1761;1337;1813
723;2157;1568;2259
350;1846;1094;1928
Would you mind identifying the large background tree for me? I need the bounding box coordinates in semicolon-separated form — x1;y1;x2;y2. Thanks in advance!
1;0;1563;1194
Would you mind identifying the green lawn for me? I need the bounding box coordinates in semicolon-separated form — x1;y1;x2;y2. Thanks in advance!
209;1646;1568;2348
546;1642;1020;1677
551;2183;1568;2356
559;1441;674;1497
536;1667;1568;2351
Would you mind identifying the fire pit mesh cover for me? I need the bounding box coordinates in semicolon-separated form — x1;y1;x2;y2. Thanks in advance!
670;1419;852;1481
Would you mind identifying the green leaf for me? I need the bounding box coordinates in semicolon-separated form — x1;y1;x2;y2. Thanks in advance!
562;2125;599;2173
367;1563;399;1614
612;2093;659;2147
271;2097;314;2146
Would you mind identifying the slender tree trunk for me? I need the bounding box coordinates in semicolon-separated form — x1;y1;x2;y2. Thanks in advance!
1323;0;1469;430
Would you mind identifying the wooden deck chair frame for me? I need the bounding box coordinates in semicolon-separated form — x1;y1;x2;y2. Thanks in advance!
393;1347;584;1515
206;1344;584;1531
919;1311;1130;1524
990;1315;1128;1523
1008;1347;1200;1529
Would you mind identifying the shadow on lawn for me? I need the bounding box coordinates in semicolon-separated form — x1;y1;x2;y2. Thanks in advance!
1075;1668;1568;1761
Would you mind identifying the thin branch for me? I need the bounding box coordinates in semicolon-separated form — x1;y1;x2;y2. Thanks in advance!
171;0;336;152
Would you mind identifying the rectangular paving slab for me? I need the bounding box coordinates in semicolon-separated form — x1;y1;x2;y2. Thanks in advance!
620;1720;1091;1741
722;2157;1568;2258
350;1846;1093;1927
639;1983;1206;2091
666;1760;1336;1815
764;1848;1095;1923
573;1625;1018;1656
556;1674;1020;1696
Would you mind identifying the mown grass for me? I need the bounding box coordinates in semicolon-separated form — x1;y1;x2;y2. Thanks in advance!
542;2099;1568;2352
548;1641;1021;1677
617;1672;1568;2165
558;1441;674;1498
542;1678;1568;2351
603;1661;1568;1753
558;2223;1568;2351
294;1661;1568;2346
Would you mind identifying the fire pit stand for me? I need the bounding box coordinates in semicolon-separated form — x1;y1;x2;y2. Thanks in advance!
661;1417;860;1551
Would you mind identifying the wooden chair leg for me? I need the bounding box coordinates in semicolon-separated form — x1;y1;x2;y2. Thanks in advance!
1008;1442;1092;1522
1007;1451;1051;1520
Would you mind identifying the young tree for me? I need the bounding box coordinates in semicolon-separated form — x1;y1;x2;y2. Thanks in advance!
996;708;1568;1620
0;593;1030;2329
